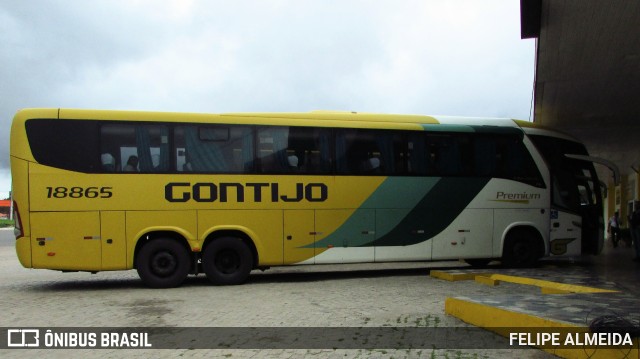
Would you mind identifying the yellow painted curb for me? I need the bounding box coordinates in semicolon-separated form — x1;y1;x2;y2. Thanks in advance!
475;275;499;286
430;270;618;294
541;287;571;294
430;270;488;281
487;274;619;294
445;297;570;330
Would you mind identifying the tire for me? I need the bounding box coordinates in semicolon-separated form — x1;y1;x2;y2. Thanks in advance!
464;258;492;267
202;237;253;285
501;229;541;268
136;238;191;288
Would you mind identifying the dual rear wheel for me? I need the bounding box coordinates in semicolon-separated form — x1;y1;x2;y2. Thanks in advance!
201;237;253;285
136;236;253;288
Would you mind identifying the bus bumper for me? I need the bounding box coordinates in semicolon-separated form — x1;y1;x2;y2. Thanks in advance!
15;236;32;268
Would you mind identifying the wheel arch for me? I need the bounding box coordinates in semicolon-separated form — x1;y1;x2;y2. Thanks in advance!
132;230;192;269
202;228;259;269
501;225;546;267
500;223;547;257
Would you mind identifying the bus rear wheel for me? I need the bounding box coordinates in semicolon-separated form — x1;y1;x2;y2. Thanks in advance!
501;229;541;268
202;237;253;285
136;238;191;288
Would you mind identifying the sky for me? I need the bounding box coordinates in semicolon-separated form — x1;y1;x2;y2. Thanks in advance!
0;0;535;198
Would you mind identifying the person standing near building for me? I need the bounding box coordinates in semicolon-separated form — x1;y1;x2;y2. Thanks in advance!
608;211;621;248
630;202;640;261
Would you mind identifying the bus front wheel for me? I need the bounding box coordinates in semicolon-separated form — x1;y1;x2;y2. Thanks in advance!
501;229;542;268
202;237;253;285
136;238;191;288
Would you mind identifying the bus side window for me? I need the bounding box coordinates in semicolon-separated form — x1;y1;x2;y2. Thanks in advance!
175;125;253;173
500;136;544;186
257;126;333;174
336;129;366;174
101;124;170;173
101;153;116;172
407;133;427;175
336;129;389;175
26;119;100;173
470;134;544;187
294;127;332;174
257;127;290;173
429;134;459;176
474;136;497;176
374;132;403;175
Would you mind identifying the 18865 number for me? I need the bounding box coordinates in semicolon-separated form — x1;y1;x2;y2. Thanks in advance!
46;187;113;199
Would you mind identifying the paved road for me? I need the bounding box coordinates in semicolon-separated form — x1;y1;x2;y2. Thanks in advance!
0;228;14;247
0;228;551;358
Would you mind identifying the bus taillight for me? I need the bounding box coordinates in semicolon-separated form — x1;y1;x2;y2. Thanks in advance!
13;201;23;239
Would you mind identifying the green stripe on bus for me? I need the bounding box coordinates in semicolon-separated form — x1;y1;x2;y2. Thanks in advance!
369;177;490;246
421;124;475;132
304;177;437;249
306;177;489;249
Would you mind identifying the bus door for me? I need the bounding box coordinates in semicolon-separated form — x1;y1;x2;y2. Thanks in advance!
565;154;618;255
31;211;102;271
575;164;604;255
548;159;603;256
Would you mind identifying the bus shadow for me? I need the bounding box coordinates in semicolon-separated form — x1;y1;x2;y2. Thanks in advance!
23;254;631;292
26;263;479;291
182;263;478;287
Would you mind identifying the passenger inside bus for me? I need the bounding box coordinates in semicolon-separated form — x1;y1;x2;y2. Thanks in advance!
124;155;139;172
101;153;116;172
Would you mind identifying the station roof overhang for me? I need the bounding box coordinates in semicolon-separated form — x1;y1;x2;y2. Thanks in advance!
521;0;640;185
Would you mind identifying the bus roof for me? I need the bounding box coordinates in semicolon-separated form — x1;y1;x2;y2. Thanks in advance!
16;108;525;125
13;108;578;141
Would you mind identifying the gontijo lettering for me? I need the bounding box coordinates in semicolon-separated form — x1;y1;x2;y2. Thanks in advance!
165;182;328;203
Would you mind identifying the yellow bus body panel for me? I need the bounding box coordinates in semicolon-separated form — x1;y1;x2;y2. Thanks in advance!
125;211;198;268
15;237;32;268
101;211;127;270
30;211;101;270
11;154;32;267
26;158;386;269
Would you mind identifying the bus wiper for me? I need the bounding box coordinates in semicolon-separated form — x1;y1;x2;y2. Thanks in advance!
564;154;620;186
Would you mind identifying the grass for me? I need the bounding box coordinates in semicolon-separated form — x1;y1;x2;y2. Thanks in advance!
0;219;14;228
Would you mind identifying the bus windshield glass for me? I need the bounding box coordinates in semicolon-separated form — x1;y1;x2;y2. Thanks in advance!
529;135;602;213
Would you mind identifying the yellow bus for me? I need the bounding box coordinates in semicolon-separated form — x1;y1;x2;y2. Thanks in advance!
10;109;608;287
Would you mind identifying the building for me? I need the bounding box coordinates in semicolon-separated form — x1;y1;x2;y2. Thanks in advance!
0;200;10;219
521;0;640;225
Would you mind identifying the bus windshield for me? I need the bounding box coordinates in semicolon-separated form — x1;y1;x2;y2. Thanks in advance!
529;135;602;213
529;134;604;255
